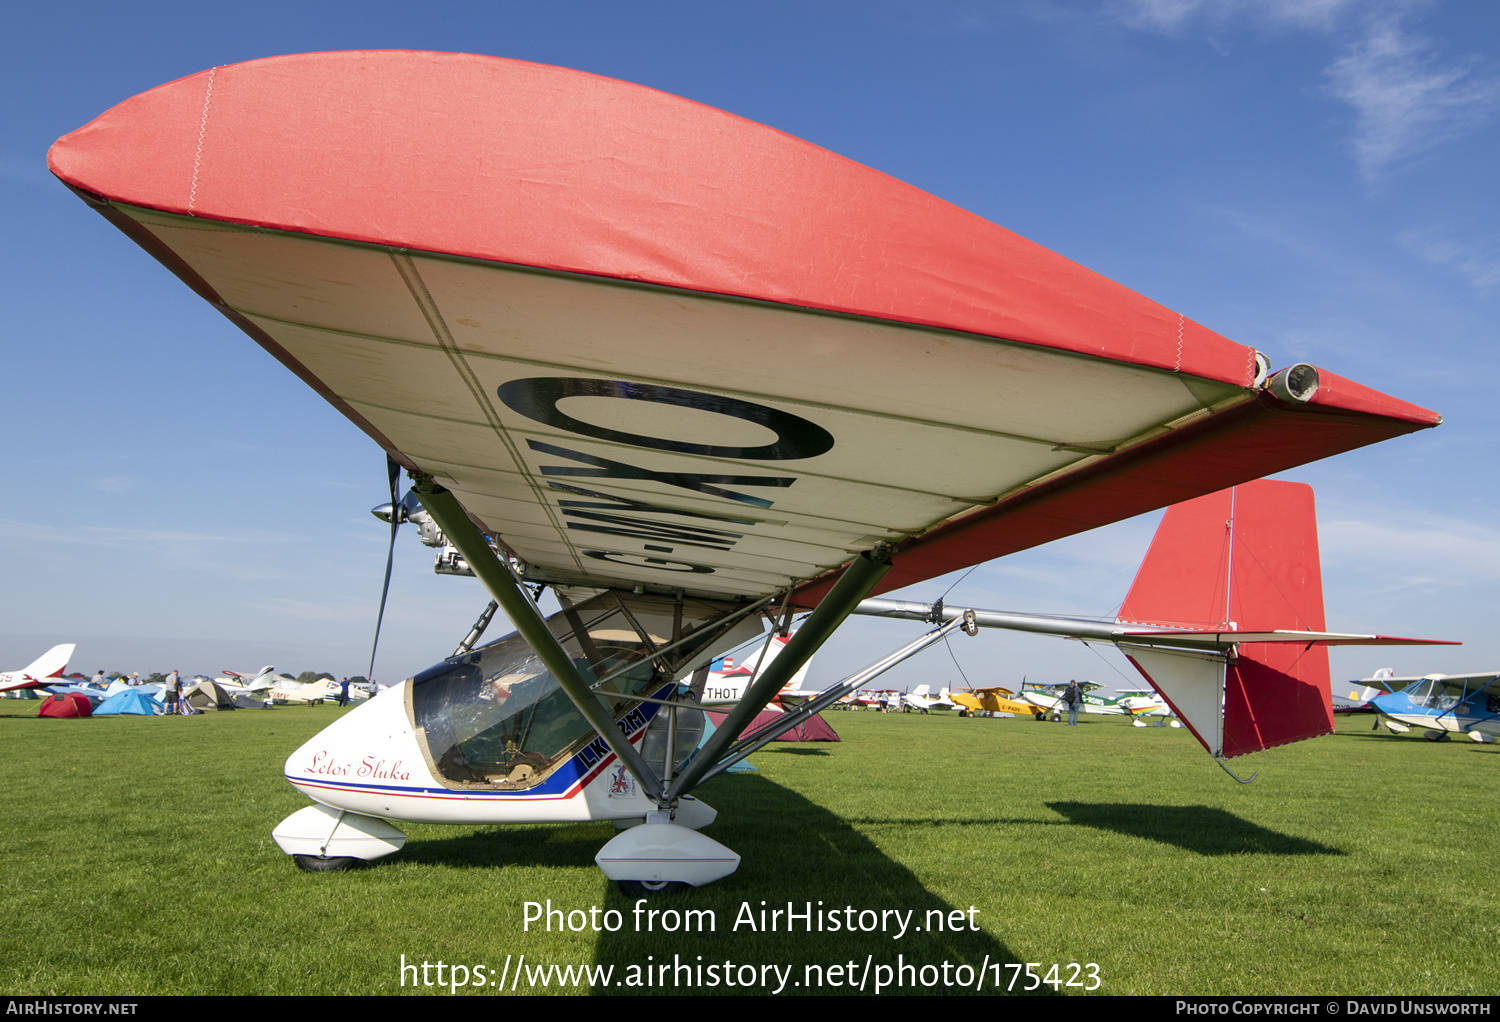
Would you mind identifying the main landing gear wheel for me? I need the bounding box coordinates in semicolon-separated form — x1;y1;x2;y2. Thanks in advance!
293;854;360;872
1423;730;1451;742
617;879;688;898
1051;712;1062;722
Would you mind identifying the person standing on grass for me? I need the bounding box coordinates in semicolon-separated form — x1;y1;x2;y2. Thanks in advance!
1064;679;1082;726
164;670;179;714
338;676;350;707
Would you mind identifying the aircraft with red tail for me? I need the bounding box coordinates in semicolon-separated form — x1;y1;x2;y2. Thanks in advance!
854;479;1456;778
50;51;1448;890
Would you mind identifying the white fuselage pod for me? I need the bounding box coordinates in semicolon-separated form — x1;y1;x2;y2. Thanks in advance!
284;680;660;824
283;589;762;827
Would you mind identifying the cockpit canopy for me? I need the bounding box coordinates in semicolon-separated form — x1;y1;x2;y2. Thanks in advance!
408;591;752;790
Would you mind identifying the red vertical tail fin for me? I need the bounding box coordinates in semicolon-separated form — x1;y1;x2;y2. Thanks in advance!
1119;480;1333;758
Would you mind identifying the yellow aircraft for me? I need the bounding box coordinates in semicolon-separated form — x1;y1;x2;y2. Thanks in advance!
951;686;1044;720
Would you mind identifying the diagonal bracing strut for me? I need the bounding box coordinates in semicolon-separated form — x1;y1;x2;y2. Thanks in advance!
695;614;970;783
664;545;893;800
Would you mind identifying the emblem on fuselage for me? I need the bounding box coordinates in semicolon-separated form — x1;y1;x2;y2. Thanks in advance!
606;765;638;799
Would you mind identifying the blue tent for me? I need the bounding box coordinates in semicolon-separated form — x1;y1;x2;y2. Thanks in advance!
95;690;164;716
695;714;756;772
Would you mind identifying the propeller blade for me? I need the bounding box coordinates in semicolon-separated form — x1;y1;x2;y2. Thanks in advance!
367;454;403;681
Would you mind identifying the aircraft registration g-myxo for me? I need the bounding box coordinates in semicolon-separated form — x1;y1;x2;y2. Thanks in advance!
50;50;1449;892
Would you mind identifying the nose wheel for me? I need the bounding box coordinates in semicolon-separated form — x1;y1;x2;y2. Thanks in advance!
617;879;688;898
293;854;360;872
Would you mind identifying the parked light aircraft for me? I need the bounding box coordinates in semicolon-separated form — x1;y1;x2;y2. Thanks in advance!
217;666;276;692
1022;681;1164;721
839;689;902;710
907;684;958;714
266;674;332;705
53;51;1449;891
1019;681;1101;720
951;686;1042;719
1019;682;1168;721
1116;689;1181;727
1358;671;1500;742
0;644;77;693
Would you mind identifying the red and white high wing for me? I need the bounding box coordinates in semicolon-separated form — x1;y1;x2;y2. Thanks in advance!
49;52;1445;886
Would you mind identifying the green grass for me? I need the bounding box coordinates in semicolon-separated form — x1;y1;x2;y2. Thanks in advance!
0;699;1494;995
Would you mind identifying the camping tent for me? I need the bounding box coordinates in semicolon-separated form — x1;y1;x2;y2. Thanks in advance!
95;690;164;716
184;680;236;711
38;693;93;718
705;707;840;743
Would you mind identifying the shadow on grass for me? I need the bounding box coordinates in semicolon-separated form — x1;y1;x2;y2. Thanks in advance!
399;823;612;870
376;778;1045;994
587;772;1040;996
1045;803;1343;856
766;747;832;756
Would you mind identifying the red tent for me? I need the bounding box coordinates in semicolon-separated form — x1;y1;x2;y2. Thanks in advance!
706;708;839;743
38;693;93;718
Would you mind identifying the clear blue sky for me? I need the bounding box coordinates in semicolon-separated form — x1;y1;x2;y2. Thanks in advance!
4;1;1496;693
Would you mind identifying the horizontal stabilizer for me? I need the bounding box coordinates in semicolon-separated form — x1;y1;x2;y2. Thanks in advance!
1116;629;1457;648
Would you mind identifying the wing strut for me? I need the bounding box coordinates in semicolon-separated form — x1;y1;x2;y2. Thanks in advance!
697;615;970;783
664;544;893;801
410;474;670;803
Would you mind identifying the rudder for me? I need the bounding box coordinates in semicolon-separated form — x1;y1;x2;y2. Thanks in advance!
1119;481;1333;758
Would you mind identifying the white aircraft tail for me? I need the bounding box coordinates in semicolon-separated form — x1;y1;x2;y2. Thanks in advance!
702;633;814;703
20;644;75;680
746;634;814;692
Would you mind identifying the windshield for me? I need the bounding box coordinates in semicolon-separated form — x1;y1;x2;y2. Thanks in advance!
408;591;741;789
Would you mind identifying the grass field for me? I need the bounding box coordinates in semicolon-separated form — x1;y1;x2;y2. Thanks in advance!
0;698;1495;996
